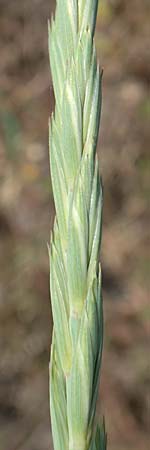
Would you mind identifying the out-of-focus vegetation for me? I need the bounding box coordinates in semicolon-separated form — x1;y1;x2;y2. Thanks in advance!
0;1;149;449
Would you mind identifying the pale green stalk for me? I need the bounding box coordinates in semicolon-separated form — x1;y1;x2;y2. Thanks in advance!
48;1;107;450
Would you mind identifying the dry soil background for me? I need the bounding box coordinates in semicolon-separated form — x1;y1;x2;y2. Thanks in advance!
0;1;149;450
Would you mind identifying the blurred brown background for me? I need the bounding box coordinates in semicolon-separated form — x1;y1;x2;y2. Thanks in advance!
0;1;149;449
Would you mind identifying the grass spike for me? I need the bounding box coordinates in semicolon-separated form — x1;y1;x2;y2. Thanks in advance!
49;1;107;449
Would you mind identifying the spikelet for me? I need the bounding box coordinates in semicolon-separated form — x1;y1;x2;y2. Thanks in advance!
48;1;107;449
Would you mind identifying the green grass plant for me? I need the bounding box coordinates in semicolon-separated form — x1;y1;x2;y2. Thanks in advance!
48;2;107;449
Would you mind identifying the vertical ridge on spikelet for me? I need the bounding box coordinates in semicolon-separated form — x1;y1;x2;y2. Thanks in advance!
49;1;107;449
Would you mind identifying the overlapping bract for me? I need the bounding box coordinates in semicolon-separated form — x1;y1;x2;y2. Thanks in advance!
49;1;107;449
